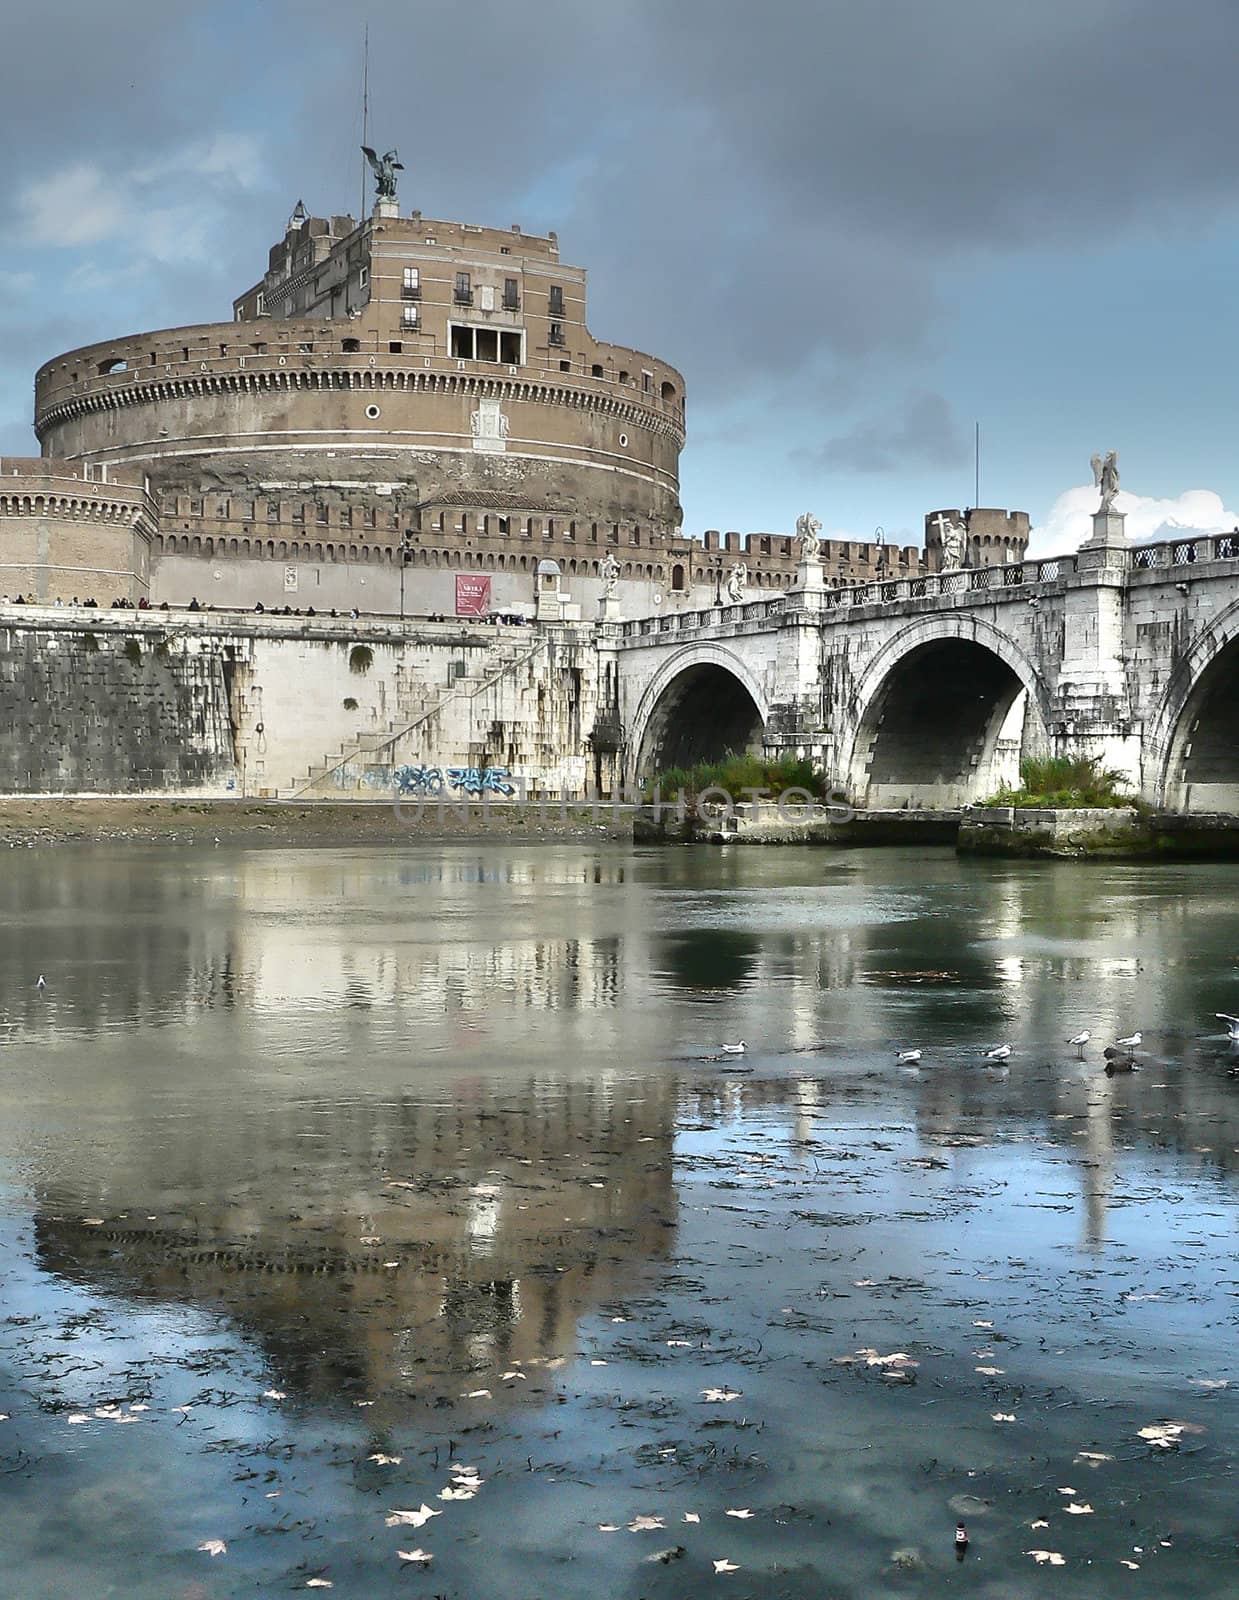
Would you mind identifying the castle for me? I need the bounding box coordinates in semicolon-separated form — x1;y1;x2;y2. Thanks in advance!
3;181;1028;614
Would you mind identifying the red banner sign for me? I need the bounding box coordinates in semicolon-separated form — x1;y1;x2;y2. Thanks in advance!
455;574;491;617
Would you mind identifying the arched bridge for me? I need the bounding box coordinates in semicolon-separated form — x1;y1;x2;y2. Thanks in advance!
607;525;1239;812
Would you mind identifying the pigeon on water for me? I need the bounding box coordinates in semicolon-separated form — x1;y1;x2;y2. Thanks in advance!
1216;1013;1239;1042
896;1049;923;1064
981;1044;1012;1061
719;1041;746;1056
1114;1031;1142;1049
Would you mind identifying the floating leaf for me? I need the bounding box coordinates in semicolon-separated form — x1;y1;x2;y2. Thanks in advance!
628;1515;666;1532
386;1505;440;1529
197;1540;227;1557
1026;1550;1065;1565
726;1508;754;1519
700;1388;742;1403
713;1558;740;1573
396;1549;433;1564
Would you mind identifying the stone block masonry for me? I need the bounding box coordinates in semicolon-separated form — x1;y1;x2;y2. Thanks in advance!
0;619;234;794
0;608;610;801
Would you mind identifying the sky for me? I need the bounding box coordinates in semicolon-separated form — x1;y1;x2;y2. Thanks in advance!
3;0;1239;554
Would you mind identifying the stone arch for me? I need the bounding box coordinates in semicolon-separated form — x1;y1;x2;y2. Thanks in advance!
840;615;1052;808
1148;596;1239;810
630;644;770;778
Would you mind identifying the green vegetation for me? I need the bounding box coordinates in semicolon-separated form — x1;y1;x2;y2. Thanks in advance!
123;638;142;665
642;752;828;804
981;754;1132;810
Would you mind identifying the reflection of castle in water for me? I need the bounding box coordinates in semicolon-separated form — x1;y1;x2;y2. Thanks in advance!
34;1073;677;1409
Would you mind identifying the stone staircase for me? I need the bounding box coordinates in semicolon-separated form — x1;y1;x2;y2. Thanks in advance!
284;637;545;798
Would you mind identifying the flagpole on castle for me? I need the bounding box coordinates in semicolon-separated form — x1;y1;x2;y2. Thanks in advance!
359;22;370;218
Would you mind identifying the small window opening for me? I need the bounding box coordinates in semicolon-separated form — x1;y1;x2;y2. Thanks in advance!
388;341;403;353
454;270;472;305
451;326;475;359
475;327;499;361
342;337;361;352
549;285;564;316
499;330;522;363
591;363;604;378
503;277;520;310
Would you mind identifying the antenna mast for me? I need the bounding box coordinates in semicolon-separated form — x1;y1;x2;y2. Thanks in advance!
974;421;980;509
359;22;369;218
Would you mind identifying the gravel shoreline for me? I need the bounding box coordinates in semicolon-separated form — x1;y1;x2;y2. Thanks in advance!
0;798;634;849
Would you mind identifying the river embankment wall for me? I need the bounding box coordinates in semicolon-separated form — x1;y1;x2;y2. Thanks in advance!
0;607;606;799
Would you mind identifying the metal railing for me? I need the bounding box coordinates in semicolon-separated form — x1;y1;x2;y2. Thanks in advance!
1131;532;1239;569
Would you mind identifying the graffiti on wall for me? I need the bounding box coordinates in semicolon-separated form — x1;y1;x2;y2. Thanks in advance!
392;764;517;797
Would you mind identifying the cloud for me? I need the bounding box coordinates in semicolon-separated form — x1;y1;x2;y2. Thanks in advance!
1030;485;1239;557
14;136;263;261
799;391;969;475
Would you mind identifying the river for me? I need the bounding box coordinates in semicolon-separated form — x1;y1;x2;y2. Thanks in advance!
1;843;1237;1597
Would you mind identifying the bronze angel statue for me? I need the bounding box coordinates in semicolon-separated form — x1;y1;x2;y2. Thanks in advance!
1091;450;1120;512
362;146;403;201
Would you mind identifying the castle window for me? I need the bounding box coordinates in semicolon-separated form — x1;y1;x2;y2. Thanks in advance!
388;341;403;353
402;266;420;297
500;330;522;363
671;563;686;592
451;326;474;359
343;337;361;352
591;363;604;378
359;266;369;288
559;359;570;372
454;271;472;305
661;380;676;403
401;304;419;329
642;370;652;392
503;278;519;310
549;285;564;316
618;369;629;383
475;328;498;361
97;357;127;375
549;322;565;347
216;497;230;519
256;292;266;315
498;516;510;535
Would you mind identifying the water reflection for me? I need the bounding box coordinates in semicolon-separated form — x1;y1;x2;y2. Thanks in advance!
32;1074;677;1412
4;845;1239;1596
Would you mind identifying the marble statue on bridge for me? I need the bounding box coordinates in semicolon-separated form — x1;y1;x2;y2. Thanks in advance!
795;512;823;565
1092;451;1120;513
725;561;748;604
932;512;968;571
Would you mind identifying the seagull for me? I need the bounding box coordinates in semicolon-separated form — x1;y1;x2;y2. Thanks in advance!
896;1048;923;1064
1114;1031;1142;1049
1216;1013;1239;1041
719;1041;746;1056
981;1044;1012;1061
1068;1030;1091;1057
35;974;45;991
